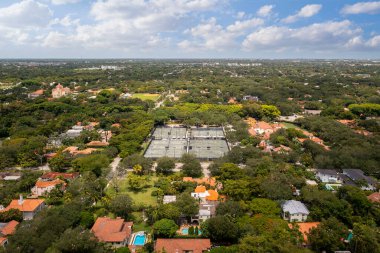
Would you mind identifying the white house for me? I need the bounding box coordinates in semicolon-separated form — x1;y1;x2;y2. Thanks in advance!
31;179;65;196
282;200;309;222
316;169;342;183
1;196;45;220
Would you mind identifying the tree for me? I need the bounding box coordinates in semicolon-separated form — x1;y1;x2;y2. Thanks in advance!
249;198;280;217
188;226;194;235
261;105;281;120
156;157;175;175
109;194;133;219
115;247;131;253
216;201;245;218
308;217;348;253
350;223;380;253
157;203;181;221
80;211;95;228
222;179;252;201
0;209;23;222
194;226;199;235
127;174;149;191
153;219;178;238
72;154;110;177
47;227;108;253
120;154;153;174
201;216;239;243
49;153;72;172
218;163;245;181
181;154;202;177
174;193;198;218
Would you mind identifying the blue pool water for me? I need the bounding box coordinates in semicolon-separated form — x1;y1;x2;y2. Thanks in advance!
181;228;202;235
133;234;146;246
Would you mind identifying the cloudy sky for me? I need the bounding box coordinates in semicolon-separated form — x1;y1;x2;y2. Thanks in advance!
0;0;379;58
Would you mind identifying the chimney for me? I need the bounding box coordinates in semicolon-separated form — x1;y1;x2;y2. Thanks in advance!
18;194;24;205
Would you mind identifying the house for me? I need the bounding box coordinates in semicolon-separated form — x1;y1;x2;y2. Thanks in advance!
1;196;45;220
282;200;309;222
155;238;211;253
191;201;218;224
28;89;44;99
304;109;321;115
183;177;217;187
91;217;133;248
367;192;380;204
243;95;259;102
52;83;71;98
31;179;65;196
0;220;19;247
40;172;79;181
316;169;342;183
163;195;176;204
86;141;109;147
63;146;97;156
289;222;320;244
342;169;377;191
191;186;219;202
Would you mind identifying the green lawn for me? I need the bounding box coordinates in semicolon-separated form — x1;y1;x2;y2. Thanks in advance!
282;122;299;129
106;175;159;207
132;93;161;101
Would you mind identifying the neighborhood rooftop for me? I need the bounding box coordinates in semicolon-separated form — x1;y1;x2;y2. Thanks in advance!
282;200;310;215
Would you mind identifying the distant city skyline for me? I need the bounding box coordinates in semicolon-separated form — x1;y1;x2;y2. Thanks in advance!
0;0;379;59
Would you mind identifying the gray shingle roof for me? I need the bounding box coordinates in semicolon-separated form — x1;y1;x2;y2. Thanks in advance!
282;200;309;215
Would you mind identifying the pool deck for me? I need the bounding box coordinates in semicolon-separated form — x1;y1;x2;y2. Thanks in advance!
129;231;148;246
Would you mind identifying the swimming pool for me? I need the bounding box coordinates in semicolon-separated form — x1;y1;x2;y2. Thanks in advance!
133;234;146;246
181;228;202;235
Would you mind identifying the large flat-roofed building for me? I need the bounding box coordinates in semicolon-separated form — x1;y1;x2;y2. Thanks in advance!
144;139;187;159
190;127;225;139
144;126;229;160
152;127;187;140
188;139;229;159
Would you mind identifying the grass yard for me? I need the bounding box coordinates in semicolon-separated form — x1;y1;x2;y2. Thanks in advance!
282;122;299;129
106;175;159;207
132;93;161;101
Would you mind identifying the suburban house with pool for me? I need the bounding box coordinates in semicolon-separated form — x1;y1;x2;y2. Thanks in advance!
281;200;310;222
91;217;133;248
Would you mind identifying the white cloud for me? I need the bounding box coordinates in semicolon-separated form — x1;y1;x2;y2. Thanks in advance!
243;20;366;51
257;5;274;17
179;17;263;51
0;0;52;28
51;0;80;5
341;1;380;15
282;4;322;23
0;0;52;45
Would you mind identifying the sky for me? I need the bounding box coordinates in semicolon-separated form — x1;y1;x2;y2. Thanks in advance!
0;0;379;59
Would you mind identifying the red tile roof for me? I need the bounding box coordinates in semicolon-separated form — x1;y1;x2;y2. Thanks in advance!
35;179;65;188
289;222;320;242
155;239;211;253
0;220;19;236
194;185;206;193
368;192;380;203
40;172;79;180
183;177;217;187
91;217;133;243
3;199;45;212
86;141;109;147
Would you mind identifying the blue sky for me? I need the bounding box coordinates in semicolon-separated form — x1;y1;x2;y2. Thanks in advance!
0;0;379;58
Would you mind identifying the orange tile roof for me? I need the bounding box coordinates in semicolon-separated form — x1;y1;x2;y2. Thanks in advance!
41;172;79;180
0;237;6;245
4;199;45;212
155;239;211;253
75;148;97;155
86;141;109;147
91;217;133;243
256;121;273;130
0;220;19;236
30;89;44;95
206;190;219;201
289;222;320;242
194;185;207;193
183;177;216;187
368;192;380;203
35;179;65;188
63;146;78;154
111;123;121;128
